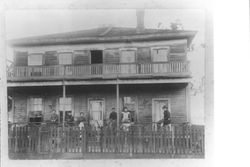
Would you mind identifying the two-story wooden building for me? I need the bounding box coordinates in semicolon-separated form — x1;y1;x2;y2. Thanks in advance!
7;13;196;131
7;12;207;158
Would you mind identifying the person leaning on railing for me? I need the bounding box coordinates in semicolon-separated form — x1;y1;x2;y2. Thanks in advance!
162;105;171;130
157;105;171;131
65;112;75;126
78;112;86;130
50;110;59;125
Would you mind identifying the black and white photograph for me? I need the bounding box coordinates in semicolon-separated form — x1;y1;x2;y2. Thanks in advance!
2;0;250;166
2;0;209;161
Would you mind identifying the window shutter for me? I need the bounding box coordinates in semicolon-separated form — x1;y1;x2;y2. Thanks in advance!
15;51;28;66
169;44;187;61
28;54;43;66
73;50;90;65
120;50;136;63
45;51;58;65
137;47;151;63
103;49;119;64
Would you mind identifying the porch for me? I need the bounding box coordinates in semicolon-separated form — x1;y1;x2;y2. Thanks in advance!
8;123;204;159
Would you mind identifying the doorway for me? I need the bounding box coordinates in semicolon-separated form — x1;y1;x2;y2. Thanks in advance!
90;50;103;74
88;99;105;128
152;98;170;130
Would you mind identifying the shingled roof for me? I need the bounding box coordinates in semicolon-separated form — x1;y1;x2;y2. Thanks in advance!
9;27;197;47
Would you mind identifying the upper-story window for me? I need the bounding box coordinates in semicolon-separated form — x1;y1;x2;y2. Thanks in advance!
28;54;43;66
58;52;73;65
151;47;169;62
120;49;136;63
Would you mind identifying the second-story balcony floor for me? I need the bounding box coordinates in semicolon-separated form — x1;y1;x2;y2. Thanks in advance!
7;61;190;82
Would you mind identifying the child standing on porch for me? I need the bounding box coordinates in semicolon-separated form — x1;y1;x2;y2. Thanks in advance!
78;112;86;130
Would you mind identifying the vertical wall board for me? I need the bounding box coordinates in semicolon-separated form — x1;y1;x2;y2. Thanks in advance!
13;95;27;123
73;94;87;118
136;47;151;63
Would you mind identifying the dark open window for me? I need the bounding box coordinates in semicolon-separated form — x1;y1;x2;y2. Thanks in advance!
91;50;103;64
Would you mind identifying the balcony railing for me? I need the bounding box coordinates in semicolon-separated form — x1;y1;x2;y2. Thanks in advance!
7;61;190;81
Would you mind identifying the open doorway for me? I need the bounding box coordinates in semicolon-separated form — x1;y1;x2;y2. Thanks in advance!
91;50;103;64
152;98;170;130
90;50;103;74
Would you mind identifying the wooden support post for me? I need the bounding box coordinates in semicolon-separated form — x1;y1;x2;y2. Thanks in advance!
62;83;66;129
186;82;191;123
14;124;18;153
37;127;41;153
116;82;119;130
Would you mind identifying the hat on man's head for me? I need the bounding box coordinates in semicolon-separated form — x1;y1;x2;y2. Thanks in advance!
162;105;168;109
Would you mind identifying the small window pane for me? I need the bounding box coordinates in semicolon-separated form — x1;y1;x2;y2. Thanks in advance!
59;53;72;65
28;54;43;66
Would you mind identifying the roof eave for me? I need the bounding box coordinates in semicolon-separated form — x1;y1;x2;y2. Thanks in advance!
9;31;197;47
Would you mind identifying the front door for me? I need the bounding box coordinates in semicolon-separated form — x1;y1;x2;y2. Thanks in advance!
89;99;104;129
152;98;170;130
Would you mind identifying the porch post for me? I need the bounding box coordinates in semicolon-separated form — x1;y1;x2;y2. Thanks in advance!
12;94;15;123
62;82;66;128
116;81;120;130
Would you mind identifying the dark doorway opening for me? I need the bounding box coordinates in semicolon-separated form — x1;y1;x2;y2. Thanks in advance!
91;50;103;64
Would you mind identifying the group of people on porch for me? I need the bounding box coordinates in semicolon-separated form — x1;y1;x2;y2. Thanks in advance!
31;105;171;131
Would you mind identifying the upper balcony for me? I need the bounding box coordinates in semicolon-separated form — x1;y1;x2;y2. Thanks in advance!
7;61;190;82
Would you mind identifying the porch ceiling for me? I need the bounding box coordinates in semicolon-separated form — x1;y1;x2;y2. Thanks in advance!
7;78;191;87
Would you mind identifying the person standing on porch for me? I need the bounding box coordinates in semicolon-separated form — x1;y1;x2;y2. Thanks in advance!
66;112;74;126
50;110;58;125
121;107;131;131
78;112;86;130
162;105;171;130
109;107;117;131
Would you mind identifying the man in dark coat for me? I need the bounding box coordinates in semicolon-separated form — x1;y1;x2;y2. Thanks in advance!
109;108;117;121
109;108;117;131
163;105;171;126
65;112;74;126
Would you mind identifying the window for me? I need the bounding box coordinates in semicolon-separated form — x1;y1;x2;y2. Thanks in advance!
45;51;58;65
59;97;72;111
28;54;43;66
30;98;43;112
152;48;169;62
28;97;43;123
59;97;73;122
59;52;73;65
120;50;136;63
